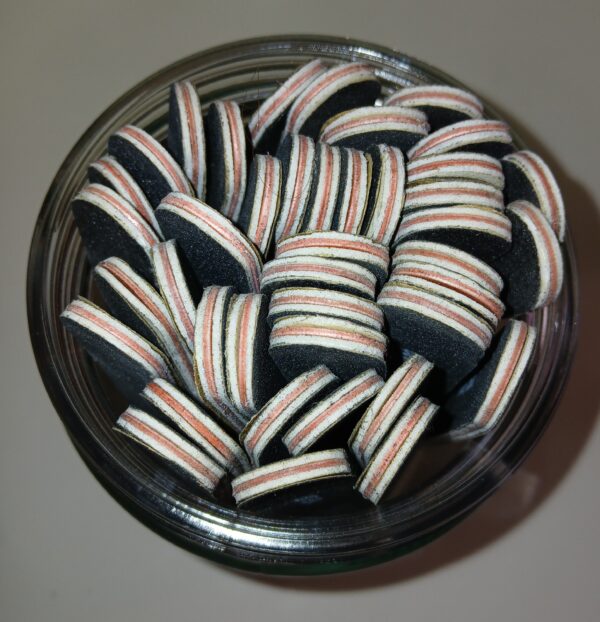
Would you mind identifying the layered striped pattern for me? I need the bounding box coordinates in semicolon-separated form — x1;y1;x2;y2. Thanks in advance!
116;407;225;493
231;449;353;505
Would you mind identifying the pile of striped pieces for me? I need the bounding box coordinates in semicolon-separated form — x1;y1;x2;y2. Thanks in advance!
61;59;565;507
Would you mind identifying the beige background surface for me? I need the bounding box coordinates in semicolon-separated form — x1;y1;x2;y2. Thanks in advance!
2;1;599;620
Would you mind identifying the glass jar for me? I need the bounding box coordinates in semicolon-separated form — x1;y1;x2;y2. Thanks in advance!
27;35;578;575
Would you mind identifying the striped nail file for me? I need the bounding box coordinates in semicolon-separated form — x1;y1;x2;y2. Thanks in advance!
490;200;563;315
71;183;160;282
94;257;195;394
393;204;512;262
238;154;282;256
193;286;246;433
168;80;207;198
320;106;429;152
249;59;328;154
378;281;492;390
275;230;389;287
151;240;198;351
61;297;173;402
231;448;353;506
275;134;316;242
141;378;250;475
88;155;162;236
362;144;406;245
356;397;439;504
443;319;537;440
350;354;434;465
388;266;505;327
502;150;565;242
157;192;262;293
241;365;339;466
108;125;193;207
392;240;503;296
283;369;384;456
301;142;342;232
268;287;384;331
261;255;377;299
386;85;483;131
403;179;505;213
269;315;387;381
225;294;283;420
204;100;248;222
408;120;513;160
285;62;381;138
406;152;504;189
116;407;226;494
332;148;371;234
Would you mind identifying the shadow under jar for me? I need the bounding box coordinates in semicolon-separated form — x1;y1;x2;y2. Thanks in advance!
27;35;578;575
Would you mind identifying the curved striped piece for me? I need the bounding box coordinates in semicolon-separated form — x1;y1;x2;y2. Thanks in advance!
406;152;504;189
350;355;433;466
240;365;339;467
88;155;162;236
268;287;385;331
61;297;173;402
225;293;282;420
378;282;493;351
275;134;316;242
393;205;512;262
157;192;262;293
390;262;504;323
285;62;381;138
320;106;429;152
204;100;247;221
94;257;195;394
275;230;389;287
108;125;193;207
356;397;438;504
168;81;207;198
238;154;282;256
502;150;565;242
388;273;502;329
269;315;387;381
493;200;563;314
362;145;406;245
301;143;342;232
142;378;250;475
444;320;536;441
249;59;328;153
261;255;377;299
392;240;503;295
193;286;246;433
408;120;513;160
116;407;225;494
71;183;160;282
151;240;197;351
404;180;505;212
332;148;371;234
231;448;353;506
283;369;384;456
386;85;483;131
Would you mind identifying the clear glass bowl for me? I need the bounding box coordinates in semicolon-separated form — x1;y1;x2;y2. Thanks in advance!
27;35;578;575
